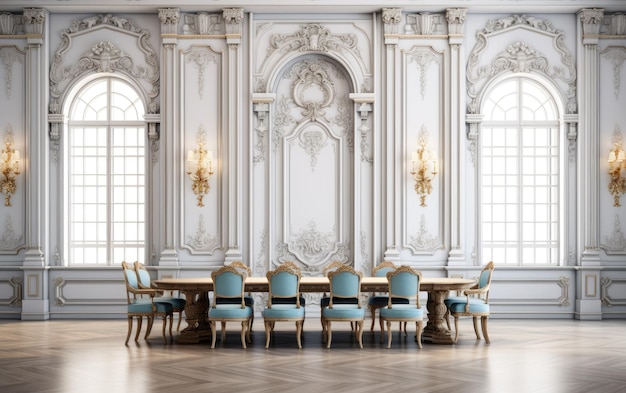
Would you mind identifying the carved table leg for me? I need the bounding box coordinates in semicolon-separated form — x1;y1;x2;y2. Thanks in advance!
176;290;211;344
421;289;455;344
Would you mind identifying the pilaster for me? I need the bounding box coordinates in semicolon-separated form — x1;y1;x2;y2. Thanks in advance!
446;8;467;266
223;8;244;262
157;8;180;267
382;8;401;259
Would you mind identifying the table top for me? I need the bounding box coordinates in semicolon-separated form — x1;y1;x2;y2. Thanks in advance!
154;276;475;293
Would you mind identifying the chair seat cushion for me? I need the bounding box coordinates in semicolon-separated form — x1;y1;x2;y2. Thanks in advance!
262;304;305;319
216;295;254;307
209;304;253;319
380;305;423;319
444;296;484;307
271;296;306;306
449;301;490;314
368;296;410;306
320;296;358;308
158;296;186;309
322;304;365;319
128;301;173;313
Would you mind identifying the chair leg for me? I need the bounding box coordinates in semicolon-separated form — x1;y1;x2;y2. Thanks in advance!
264;320;272;349
176;310;183;331
161;315;168;343
240;321;247;349
221;321;226;342
144;316;153;340
136;316;144;341
356;320;363;349
296;321;303;349
386;320;392;348
473;316;481;340
416;321;423;349
403;322;407;336
210;321;217;348
125;316;133;345
481;316;490;344
168;313;173;342
369;306;376;330
453;316;460;343
445;310;451;330
326;321;332;349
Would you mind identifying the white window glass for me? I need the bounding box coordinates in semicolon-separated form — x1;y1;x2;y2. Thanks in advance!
481;77;561;265
66;77;146;265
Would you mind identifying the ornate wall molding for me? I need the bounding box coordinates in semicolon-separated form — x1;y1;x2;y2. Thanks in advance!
23;8;45;35
466;14;576;116
186;48;217;99
407;214;441;254
0;215;23;253
49;13;160;115
0;277;21;307
491;277;570;307
185;214;220;254
409;48;439;100
446;8;467;36
183;12;223;35
601;214;626;254
600;46;626;100
158;8;180;35
601;277;626;307
55;277;124;306
0;46;24;99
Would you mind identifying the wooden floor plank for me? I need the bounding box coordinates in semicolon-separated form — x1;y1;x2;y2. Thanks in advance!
0;319;625;392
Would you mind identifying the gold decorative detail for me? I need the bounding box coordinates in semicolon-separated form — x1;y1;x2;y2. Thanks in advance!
608;137;626;207
186;141;214;207
410;128;438;207
0;128;20;206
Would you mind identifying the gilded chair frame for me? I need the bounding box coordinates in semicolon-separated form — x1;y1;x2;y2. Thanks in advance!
323;265;364;349
121;261;173;345
262;264;305;348
133;261;185;331
380;266;423;348
209;265;253;349
448;261;494;344
368;261;408;334
320;261;356;334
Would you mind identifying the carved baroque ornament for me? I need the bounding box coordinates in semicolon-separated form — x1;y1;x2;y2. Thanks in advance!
467;15;576;115
408;214;440;254
186;214;219;253
269;23;359;58
602;214;626;253
49;14;160;115
0;214;22;252
601;46;626;100
186;48;217;99
0;46;24;99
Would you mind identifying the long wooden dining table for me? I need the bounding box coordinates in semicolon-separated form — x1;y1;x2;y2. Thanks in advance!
154;276;475;345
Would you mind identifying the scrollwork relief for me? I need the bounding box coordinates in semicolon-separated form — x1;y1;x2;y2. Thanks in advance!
408;214;439;254
601;214;626;253
0;46;23;99
269;23;359;59
600;46;626;100
279;221;349;268
0;215;22;252
467;15;576;115
299;129;327;171
186;214;219;253
186;48;217;99
409;49;439;100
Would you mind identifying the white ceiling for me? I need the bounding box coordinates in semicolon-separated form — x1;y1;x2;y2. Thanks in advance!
0;0;625;14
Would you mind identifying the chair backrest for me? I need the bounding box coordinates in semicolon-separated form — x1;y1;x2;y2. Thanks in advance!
228;261;252;277
211;265;246;308
478;261;495;302
386;266;421;308
372;261;398;277
266;264;301;308
322;260;346;276
327;265;362;308
133;261;152;289
121;261;140;304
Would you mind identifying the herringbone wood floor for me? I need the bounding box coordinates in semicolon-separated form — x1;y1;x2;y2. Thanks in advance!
1;318;625;393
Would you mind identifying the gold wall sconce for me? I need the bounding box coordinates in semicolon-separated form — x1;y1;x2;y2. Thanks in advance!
186;141;214;207
411;134;438;207
608;141;626;207
0;133;20;207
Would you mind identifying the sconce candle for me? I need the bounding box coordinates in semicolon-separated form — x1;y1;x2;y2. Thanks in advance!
411;137;438;207
0;140;20;206
186;141;214;207
608;142;626;207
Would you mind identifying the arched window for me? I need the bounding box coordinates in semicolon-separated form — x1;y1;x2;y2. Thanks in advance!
480;76;563;265
65;76;146;265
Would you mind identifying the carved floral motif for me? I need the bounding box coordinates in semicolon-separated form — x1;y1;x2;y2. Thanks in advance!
186;214;219;252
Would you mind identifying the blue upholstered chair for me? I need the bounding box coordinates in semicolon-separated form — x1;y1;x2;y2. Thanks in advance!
322;265;365;348
445;261;494;344
121;261;173;345
209;265;254;348
134;261;186;331
262;264;305;348
367;261;410;334
320;261;358;334
215;261;255;329
270;261;306;306
379;266;424;348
